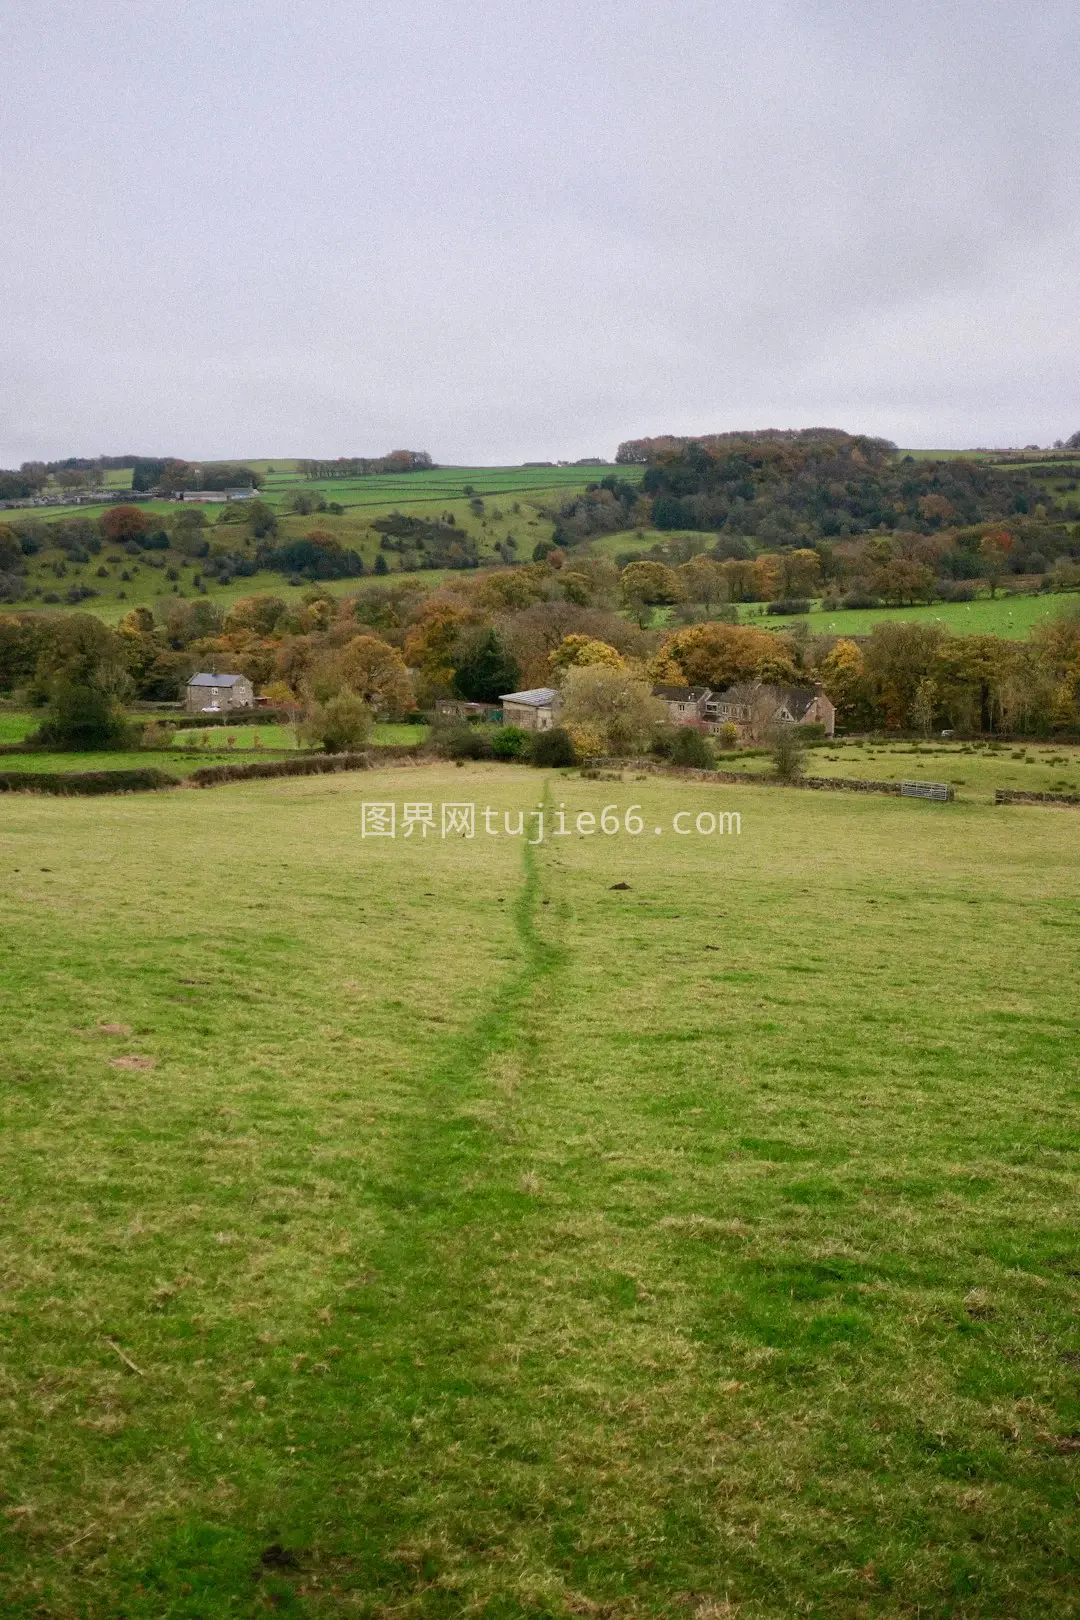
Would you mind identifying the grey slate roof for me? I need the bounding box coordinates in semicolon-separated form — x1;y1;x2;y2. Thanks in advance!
653;685;710;702
712;682;819;718
499;687;560;706
188;672;248;687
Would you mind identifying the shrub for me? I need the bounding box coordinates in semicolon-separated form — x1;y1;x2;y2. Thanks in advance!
766;598;811;616
442;723;494;760
841;589;882;610
530;726;577;767
669;726;714;768
298;692;373;753
491;724;530;761
714;721;739;749
33;682;133;751
770;723;807;781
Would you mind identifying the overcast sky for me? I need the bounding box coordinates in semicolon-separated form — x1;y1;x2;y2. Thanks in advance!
1;0;1078;466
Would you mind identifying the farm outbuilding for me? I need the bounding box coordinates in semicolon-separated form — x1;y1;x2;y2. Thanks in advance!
499;687;562;732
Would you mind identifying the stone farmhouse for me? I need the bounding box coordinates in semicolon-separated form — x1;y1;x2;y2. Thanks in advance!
499;687;562;731
185;672;255;713
652;684;711;723
654;682;835;740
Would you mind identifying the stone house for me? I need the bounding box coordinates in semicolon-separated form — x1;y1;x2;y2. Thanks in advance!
704;682;835;740
499;687;562;732
185;672;255;713
652;685;712;726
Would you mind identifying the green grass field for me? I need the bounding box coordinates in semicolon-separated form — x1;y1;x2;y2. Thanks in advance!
741;593;1080;640
1;764;1078;1617
0;721;428;777
718;739;1080;804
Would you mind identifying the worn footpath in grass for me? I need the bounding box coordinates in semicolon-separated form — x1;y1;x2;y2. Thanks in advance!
1;766;1078;1617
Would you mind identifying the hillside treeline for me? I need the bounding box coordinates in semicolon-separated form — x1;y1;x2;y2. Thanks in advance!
296;451;434;478
574;430;1071;549
3;550;1079;738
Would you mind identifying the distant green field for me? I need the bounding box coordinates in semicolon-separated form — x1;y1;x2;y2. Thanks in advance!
3;463;635;621
0;719;429;769
170;723;428;750
741;592;1080;639
720;737;1080;805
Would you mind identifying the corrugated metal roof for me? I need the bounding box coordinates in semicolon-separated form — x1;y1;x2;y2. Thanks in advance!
499;687;560;706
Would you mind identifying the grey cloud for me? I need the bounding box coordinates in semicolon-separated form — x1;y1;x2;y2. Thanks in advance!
1;0;1077;464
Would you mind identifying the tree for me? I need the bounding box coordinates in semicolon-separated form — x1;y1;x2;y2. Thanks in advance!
32;613;133;701
0;525;22;572
560;665;666;756
451;629;520;704
34;679;131;750
298;692;373;753
911;677;939;736
224;596;290;637
661;621;791;691
620;561;682;609
403;600;477;688
935;635;1014;731
548;634;625;675
861;622;946;729
779;548;821;598
100;505;150;544
334;634;414;716
979;530;1013;597
0;613;46;693
677;555;727;609
870;559;937;605
819;639;875;729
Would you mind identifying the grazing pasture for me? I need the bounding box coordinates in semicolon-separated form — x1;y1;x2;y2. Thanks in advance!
1;765;1078;1617
716;738;1080;804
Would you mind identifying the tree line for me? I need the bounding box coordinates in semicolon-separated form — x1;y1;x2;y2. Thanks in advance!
296;452;434;479
3;544;1078;749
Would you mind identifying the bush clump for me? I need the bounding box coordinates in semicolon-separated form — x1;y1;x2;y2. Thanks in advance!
766;598;811;616
491;725;531;761
770;723;808;781
0;768;178;795
530;727;577;767
668;726;715;768
32;682;134;751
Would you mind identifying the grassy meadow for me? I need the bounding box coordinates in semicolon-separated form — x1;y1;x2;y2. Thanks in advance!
716;738;1080;805
1;764;1078;1617
742;593;1080;640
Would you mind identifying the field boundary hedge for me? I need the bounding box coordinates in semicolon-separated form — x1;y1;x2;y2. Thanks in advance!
187;753;372;787
584;759;952;799
995;788;1080;808
0;768;179;795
